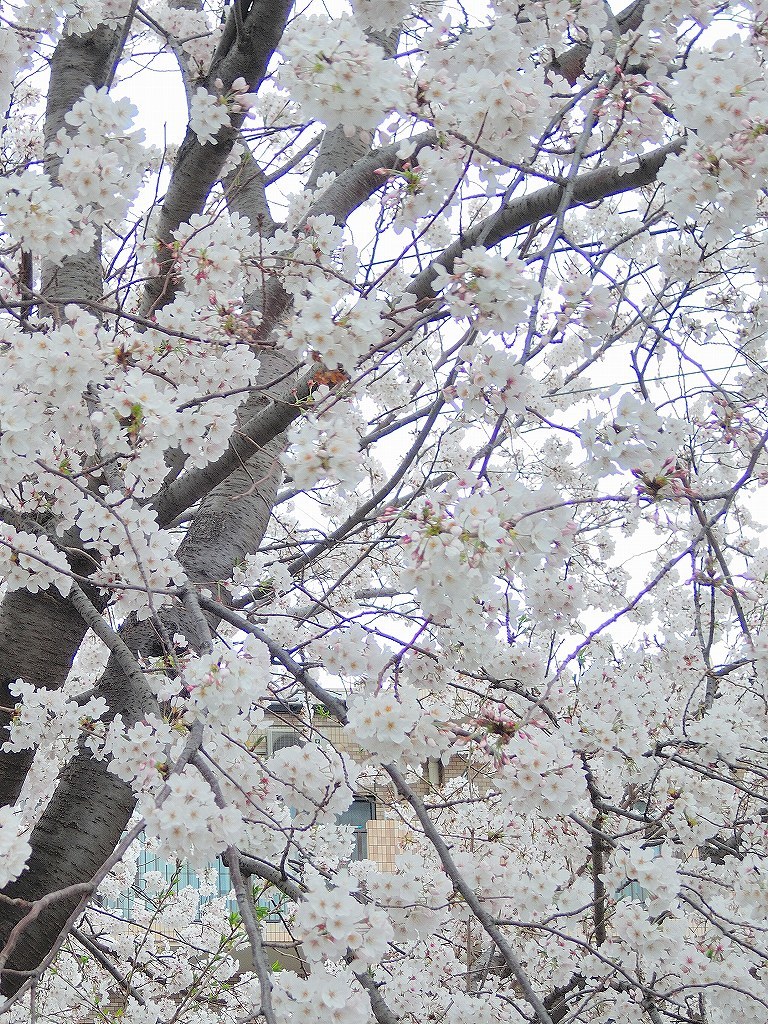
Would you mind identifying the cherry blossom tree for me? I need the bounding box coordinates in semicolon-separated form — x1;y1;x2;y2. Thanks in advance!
1;0;768;1022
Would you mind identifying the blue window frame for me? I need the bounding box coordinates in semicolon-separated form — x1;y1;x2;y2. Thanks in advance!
110;799;375;922
337;797;375;860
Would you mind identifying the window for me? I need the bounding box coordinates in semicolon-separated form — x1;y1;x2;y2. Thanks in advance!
103;843;236;920
616;801;662;905
112;798;376;922
337;798;375;861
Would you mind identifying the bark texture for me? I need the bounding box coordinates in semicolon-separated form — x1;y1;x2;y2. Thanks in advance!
0;25;119;809
0;443;285;992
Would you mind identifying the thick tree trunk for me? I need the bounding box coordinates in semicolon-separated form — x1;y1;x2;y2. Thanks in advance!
0;433;285;993
0;25;118;809
0;8;293;988
143;0;293;315
0;592;95;807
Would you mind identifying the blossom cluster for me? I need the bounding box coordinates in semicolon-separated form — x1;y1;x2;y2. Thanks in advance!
398;478;573;620
0;526;73;597
606;843;682;913
347;679;453;764
346;682;424;763
2;679;107;758
312;622;390;681
494;727;587;817
578;394;688;484
0;807;31;888
294;868;394;967
449;341;542;420
283;405;366;492
0;169;96;266
178;637;271;726
365;852;452;940
272;967;372;1024
142;766;245;867
103;713;179;793
384;140;469;230
1;86;149;265
156;4;219;76
416;14;554;165
288;291;386;369
0;306;105;491
661;37;768;238
432;247;541;334
74;493;188;618
189;78;258;147
278;14;409;135
267;742;359;824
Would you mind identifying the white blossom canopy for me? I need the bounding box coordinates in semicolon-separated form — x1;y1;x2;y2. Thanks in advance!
0;2;767;1023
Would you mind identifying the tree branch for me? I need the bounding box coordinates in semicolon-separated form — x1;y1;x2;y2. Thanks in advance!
407;141;683;302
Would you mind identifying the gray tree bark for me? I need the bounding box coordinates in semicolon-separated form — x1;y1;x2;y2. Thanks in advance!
0;5;293;991
0;24;119;809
